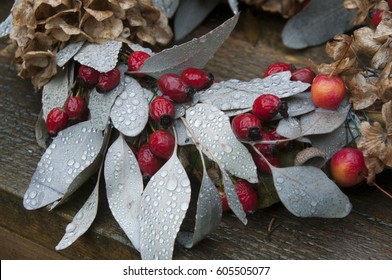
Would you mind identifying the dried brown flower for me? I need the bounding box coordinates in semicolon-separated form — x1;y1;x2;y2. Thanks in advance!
240;0;307;18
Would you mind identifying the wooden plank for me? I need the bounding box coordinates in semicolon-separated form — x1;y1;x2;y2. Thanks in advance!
0;1;391;260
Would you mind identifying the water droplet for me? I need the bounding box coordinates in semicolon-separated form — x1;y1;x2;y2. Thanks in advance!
181;178;190;187
29;191;37;199
67;159;75;166
66;223;76;233
145;195;151;202
161;170;168;178
180;202;188;211
276;177;285;184
166;178;177;191
223;145;233;153
310;200;317;207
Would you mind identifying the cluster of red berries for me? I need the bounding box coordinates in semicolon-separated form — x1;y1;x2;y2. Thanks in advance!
78;64;121;93
369;0;392;27
46;95;88;135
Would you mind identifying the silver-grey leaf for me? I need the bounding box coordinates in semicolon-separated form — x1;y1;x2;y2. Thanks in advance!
152;0;180;18
35;111;49;149
177;152;222;248
56;41;85;68
0;13;12;38
23;121;105;210
228;0;239;14
271;166;352;218
42;68;69;121
221;167;247;224
89;68;125;131
186;103;258;183
56;168;100;250
173;0;220;41
128;43;154;56
104;134;143;251
140;13;239;79
197;72;310;111
271;93;315;120
282;0;356;49
110;76;149;137
74;40;122;72
174;119;194;146
276;105;350;139
140;146;191;260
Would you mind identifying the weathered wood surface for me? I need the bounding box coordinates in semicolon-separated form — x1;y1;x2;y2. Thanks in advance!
0;1;391;260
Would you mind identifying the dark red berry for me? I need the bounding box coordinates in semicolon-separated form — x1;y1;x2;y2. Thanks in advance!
268;128;289;149
46;107;69;135
127;51;150;77
181;68;214;90
234;179;258;214
231;113;262;141
370;9;384;27
290;67;316;85
148;130;175;160
64;96;88;120
252;152;279;174
96;67;121;93
157;73;195;103
253;132;276;157
137;143;164;179
77;65;99;89
263;62;293;78
252;94;288;121
388;0;392;11
149;96;175;128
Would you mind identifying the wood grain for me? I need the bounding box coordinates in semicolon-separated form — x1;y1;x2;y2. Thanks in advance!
0;1;391;260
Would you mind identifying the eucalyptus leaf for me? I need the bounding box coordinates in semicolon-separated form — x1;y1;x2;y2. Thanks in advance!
221;167;247;224
35;110;49;149
152;0;180;18
56;41;85;68
0;13;12;38
186;103;258;183
110;76;149;137
228;0;239;14
196;72;310;111
139;145;191;260
104;134;143;251
42;68;70;121
276;105;350;139
89;68;125;131
177;152;222;248
282;0;356;49
271;93;315;120
23;121;105;210
174;119;194;146
173;0;220;41
74;40;122;73
56;167;101;250
271;166;352;218
139;13;239;79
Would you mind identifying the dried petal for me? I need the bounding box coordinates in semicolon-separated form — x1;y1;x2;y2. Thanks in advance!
346;72;378;110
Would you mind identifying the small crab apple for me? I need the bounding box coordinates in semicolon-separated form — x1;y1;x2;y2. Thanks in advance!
290;67;316;85
181;68;214;90
64;96;88;120
77;65;99;88
127;51;150;77
252;94;288;121
311;74;346;110
330;147;368;188
263;62;293;78
137;143;164;179
149;96;175;128
231;113;262;141
46;107;69;135
148;129;175;160
157;73;195;103
96;67;121;93
235;179;258;214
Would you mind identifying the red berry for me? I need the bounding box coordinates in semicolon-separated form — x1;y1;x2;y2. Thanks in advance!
127;51;150;77
46;107;69;135
330;147;368;187
148;130;175;160
252;152;279;174
370;9;384;27
253;132;276;156
231;113;262;141
263;62;293;78
77;65;99;89
96;67;121;93
234;179;258;214
149;96;175;128
181;68;214;90
137;143;164;179
64;96;88;120
290;67;316;85
268;128;289;150
157;73;195;103
252;94;288;121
